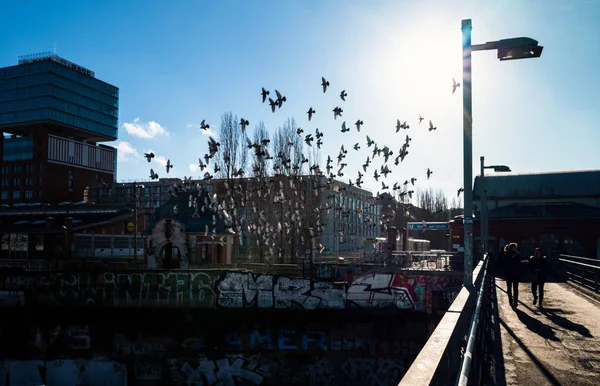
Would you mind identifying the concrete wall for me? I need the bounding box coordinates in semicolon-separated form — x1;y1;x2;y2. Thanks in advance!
0;270;463;313
0;308;431;385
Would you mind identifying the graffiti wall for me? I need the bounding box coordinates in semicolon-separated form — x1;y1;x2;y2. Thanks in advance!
0;313;427;386
0;270;462;312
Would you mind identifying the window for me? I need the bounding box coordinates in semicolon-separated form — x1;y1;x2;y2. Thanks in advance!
68;179;73;189
12;178;20;187
0;191;7;200
24;178;33;187
38;177;43;185
12;165;21;174
24;191;33;200
1;166;8;175
12;191;20;199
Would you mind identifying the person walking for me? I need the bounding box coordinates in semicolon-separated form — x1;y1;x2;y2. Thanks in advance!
502;242;527;308
530;247;549;309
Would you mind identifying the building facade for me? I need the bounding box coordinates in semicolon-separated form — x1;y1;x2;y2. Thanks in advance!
473;169;600;259
319;181;381;256
0;52;119;206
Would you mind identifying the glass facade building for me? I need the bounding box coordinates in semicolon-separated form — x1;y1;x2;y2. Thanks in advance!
0;55;119;141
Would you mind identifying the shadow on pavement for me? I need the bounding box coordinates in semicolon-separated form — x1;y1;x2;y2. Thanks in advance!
484;278;507;386
514;309;560;341
498;316;562;386
494;283;540;314
542;308;593;338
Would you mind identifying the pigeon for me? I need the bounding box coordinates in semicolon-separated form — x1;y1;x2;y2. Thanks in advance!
429;120;437;131
149;168;158;180
340;90;347;101
307;107;315;121
166;159;173;174
200;120;209;130
261;87;269;103
144;152;154;162
427;168;433;180
355;120;363;132
321;77;330;93
419;114;424;124
268;98;277;113
457;187;464;197
275;90;286;107
333;107;343;119
452;77;461;94
240;118;249;134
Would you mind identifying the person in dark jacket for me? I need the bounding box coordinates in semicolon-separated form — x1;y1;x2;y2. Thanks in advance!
530;247;549;309
502;242;527;308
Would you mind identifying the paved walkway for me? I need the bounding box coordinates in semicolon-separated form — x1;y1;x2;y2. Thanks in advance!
495;277;600;385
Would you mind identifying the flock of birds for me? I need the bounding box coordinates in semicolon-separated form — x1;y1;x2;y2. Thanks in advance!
139;76;463;257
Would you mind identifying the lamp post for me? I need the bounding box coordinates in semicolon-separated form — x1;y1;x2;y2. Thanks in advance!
133;183;145;261
461;19;542;290
479;156;511;255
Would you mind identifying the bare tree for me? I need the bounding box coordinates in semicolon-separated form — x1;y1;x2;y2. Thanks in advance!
418;187;450;220
251;121;270;178
215;111;248;179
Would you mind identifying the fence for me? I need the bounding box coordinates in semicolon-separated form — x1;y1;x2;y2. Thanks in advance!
556;254;600;294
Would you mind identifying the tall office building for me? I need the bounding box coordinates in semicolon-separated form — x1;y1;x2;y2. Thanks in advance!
0;52;119;205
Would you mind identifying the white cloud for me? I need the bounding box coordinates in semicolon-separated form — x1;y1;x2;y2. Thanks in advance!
123;118;169;139
187;122;217;138
115;141;139;162
154;155;168;167
189;164;200;173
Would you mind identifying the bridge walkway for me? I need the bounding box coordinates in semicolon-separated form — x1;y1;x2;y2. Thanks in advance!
492;277;600;385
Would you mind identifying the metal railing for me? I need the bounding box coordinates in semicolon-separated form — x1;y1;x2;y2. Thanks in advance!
457;254;492;386
557;254;600;294
0;259;58;272
400;253;492;386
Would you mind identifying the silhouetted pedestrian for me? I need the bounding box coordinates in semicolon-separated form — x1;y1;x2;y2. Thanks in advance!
502;242;527;308
530;247;548;309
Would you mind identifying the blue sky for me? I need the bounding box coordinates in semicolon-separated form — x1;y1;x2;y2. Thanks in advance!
2;0;599;205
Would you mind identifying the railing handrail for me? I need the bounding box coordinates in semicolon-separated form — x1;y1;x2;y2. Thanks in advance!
399;256;486;386
456;254;490;386
559;254;599;264
558;258;600;270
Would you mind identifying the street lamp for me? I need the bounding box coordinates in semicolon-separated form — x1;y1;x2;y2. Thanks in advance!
480;156;511;255
133;183;145;261
461;19;542;290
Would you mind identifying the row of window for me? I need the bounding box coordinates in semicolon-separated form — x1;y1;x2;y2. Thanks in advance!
1;177;40;187
0;95;117;128
0;163;40;176
0;108;118;139
0;190;36;200
0;84;118;117
0;61;118;98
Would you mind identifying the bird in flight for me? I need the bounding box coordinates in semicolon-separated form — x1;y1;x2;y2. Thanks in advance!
419;114;424;124
452;78;461;94
333;107;343;119
340;90;347;101
261;87;269;103
427;168;433;180
166;159;173;174
144;152;154;162
240;118;249;134
307;107;315;121
321;77;330;93
429;120;437;131
355;120;363;132
268;98;277;113
457;187;464;197
200;120;210;130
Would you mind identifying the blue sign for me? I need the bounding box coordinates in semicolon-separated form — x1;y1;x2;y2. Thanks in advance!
407;222;449;231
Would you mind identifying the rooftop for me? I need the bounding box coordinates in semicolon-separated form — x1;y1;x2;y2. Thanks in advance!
473;169;600;199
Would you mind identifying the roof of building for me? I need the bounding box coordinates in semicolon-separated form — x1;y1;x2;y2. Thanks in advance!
488;202;600;219
473;169;600;199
